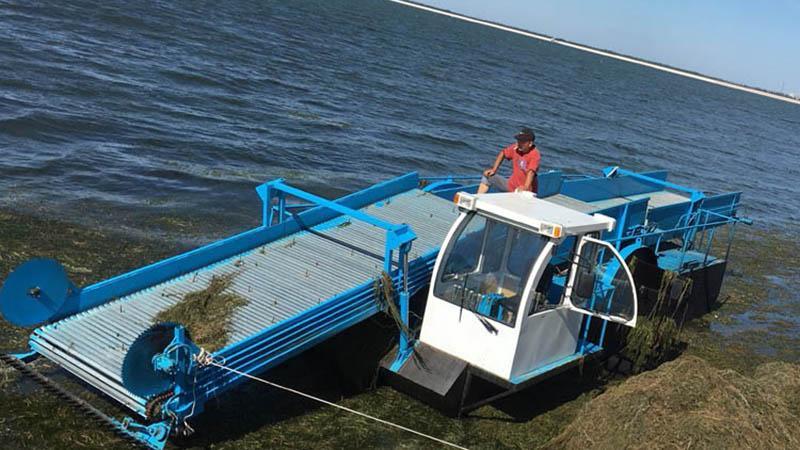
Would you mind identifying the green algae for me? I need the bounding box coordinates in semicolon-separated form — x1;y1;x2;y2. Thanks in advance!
154;272;248;352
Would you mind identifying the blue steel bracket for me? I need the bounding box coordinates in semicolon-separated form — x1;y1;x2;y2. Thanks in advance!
156;327;205;426
255;178;286;227
124;324;203;433
154;327;198;376
389;240;416;371
385;224;417;252
389;339;418;373
119;417;172;450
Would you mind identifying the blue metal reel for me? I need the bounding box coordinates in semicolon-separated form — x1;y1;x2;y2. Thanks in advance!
0;259;76;327
122;322;183;399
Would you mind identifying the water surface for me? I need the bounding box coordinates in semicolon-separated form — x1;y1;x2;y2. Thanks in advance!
1;0;798;239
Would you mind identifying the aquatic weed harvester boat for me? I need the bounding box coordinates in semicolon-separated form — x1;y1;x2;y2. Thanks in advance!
0;167;749;448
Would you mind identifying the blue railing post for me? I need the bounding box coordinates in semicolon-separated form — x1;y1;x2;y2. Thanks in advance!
615;202;630;250
384;226;416;354
277;191;286;225
255;179;285;227
388;241;414;371
703;227;716;266
383;248;393;274
397;242;412;360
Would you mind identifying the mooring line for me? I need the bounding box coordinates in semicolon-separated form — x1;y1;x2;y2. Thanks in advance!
205;360;469;450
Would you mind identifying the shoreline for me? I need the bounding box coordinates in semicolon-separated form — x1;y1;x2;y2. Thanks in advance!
390;0;800;106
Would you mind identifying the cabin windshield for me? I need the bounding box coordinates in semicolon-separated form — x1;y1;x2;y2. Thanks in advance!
434;213;549;326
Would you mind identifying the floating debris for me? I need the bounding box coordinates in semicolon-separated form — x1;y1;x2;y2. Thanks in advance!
154;272;248;352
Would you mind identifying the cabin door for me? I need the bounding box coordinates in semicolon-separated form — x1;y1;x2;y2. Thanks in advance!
562;236;638;327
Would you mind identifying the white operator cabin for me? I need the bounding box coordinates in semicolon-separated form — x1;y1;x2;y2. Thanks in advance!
420;191;638;383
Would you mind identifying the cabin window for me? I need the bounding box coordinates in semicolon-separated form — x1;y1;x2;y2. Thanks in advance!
434;213;548;327
565;237;637;323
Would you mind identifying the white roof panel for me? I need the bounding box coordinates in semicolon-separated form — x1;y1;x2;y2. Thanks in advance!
472;192;615;236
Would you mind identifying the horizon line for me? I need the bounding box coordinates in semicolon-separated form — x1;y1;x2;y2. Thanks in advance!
389;0;800;107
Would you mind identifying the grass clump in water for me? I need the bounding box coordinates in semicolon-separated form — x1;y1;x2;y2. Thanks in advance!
545;356;800;449
622;269;691;372
623;317;681;371
154;272;248;352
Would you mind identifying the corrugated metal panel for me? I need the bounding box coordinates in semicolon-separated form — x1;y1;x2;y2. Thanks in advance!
626;190;689;209
543;194;597;214
549;190;689;214
587;190;689;211
32;189;458;411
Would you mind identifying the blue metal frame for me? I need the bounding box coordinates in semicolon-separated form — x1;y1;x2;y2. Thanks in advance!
255;178;418;363
20;173;417;327
612;168;704;201
151;174;423;437
12;173;428;449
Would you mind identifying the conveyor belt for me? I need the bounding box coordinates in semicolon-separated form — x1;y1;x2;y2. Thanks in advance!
30;189;458;416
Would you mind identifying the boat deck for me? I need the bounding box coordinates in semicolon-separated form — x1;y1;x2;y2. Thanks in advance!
545;190;689;215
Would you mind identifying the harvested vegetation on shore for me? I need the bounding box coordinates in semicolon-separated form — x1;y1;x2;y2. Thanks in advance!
547;356;800;449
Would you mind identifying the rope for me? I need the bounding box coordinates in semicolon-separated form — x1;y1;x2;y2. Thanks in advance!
200;358;468;450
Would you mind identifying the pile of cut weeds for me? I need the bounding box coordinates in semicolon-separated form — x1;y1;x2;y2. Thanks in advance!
155;272;248;352
546;355;800;449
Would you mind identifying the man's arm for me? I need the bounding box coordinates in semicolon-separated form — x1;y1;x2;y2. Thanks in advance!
483;151;505;177
522;170;536;191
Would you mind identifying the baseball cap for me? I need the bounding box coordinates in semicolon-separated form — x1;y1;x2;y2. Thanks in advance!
514;127;535;142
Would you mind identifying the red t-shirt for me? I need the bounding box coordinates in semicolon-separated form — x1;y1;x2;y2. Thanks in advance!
502;144;541;192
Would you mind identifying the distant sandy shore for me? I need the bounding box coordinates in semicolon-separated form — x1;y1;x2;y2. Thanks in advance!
391;0;800;106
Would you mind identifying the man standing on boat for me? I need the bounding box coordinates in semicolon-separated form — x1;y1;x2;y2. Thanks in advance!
478;127;541;195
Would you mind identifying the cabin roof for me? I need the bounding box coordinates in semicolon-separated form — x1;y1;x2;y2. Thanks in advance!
472;191;616;236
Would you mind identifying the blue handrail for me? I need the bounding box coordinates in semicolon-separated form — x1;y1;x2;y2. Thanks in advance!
256;179;417;258
264;180;399;231
603;208;749;245
614;168;704;200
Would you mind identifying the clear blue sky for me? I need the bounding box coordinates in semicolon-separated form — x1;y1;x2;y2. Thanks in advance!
420;0;800;95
